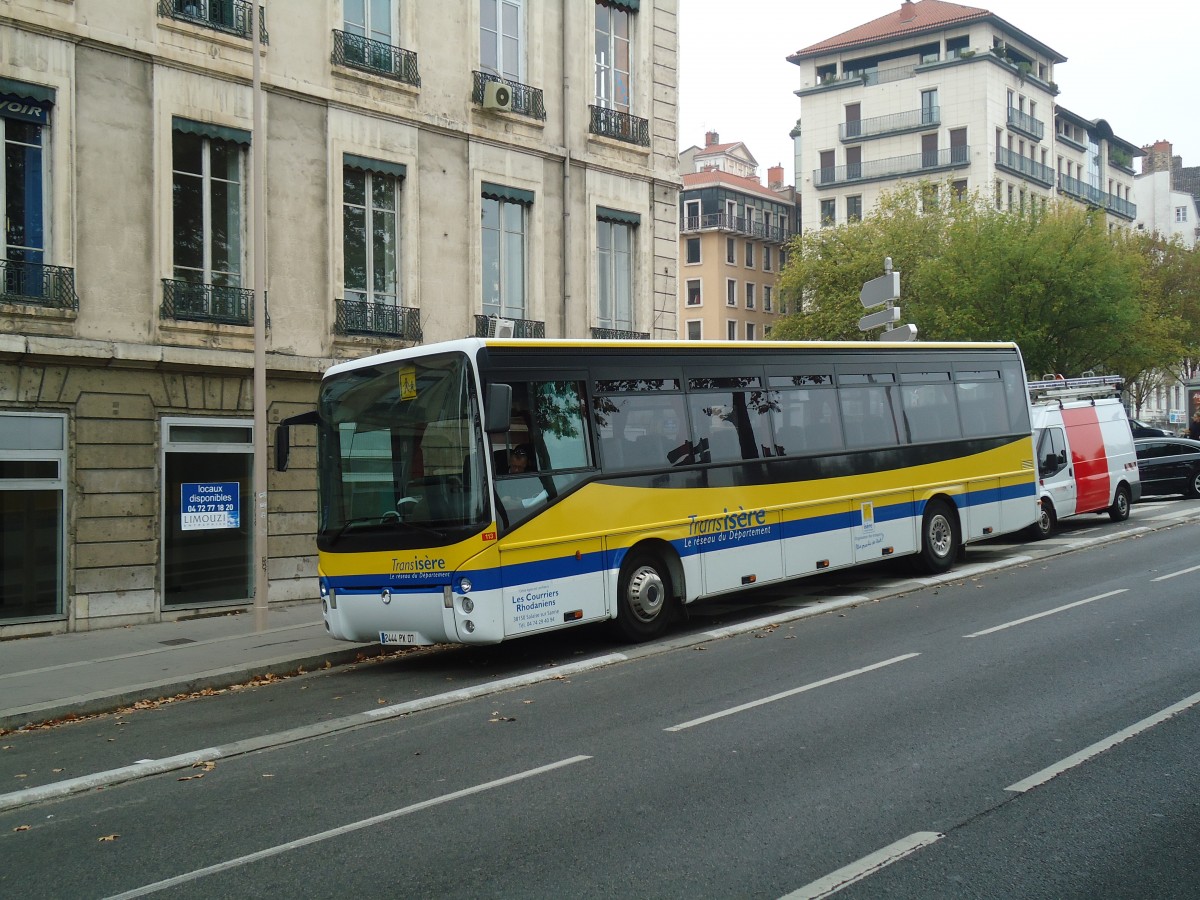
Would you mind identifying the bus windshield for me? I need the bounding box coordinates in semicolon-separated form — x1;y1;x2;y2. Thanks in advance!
316;351;489;551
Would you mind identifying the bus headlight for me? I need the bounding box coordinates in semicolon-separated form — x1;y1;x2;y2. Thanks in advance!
461;597;474;614
458;576;472;594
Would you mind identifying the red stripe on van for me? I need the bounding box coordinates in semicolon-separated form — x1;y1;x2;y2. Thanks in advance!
1060;406;1110;513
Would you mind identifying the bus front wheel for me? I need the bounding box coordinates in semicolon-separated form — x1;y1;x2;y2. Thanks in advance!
614;550;673;642
915;499;959;575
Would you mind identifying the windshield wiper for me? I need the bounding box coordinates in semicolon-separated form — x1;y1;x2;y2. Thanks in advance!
326;513;446;546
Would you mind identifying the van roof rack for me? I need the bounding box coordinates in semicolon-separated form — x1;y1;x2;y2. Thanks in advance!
1028;375;1123;403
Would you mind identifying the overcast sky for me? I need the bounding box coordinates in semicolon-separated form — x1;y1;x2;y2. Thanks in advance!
678;0;1197;186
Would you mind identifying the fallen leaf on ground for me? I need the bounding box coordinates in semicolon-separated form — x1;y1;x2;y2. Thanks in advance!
98;834;119;842
13;825;30;832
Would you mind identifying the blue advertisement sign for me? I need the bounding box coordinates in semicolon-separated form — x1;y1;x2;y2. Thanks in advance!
181;482;240;531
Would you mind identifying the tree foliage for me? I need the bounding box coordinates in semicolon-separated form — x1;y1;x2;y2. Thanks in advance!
773;183;1200;383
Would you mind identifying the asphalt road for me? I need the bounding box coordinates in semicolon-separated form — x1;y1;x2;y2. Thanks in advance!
2;501;1199;898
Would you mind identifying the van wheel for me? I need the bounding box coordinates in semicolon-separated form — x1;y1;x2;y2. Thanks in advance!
1027;499;1055;539
613;549;674;642
1108;483;1131;522
1187;468;1200;499
915;499;959;575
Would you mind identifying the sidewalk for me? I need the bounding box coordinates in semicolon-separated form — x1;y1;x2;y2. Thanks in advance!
0;603;373;733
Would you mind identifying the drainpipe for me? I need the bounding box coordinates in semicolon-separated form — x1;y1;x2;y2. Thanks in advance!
561;5;572;336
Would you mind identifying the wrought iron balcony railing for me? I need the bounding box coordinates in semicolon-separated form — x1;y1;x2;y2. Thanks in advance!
591;326;650;340
161;278;265;326
1;260;79;310
814;146;970;188
158;0;268;43
335;298;422;340
1006;107;1045;141
841;106;939;141
678;212;792;244
474;314;545;338
471;71;546;120
332;29;420;86
996;146;1055;187
588;105;650;146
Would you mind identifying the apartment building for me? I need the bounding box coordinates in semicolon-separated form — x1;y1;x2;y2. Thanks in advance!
0;0;679;635
677;132;798;341
788;0;1139;231
1136;140;1200;249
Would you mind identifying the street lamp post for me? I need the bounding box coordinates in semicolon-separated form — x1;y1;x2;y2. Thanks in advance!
252;2;268;631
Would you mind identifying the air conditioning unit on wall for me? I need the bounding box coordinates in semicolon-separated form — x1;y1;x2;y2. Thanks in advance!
483;80;513;111
487;317;515;338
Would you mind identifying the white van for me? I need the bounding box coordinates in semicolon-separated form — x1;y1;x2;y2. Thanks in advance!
1027;376;1141;538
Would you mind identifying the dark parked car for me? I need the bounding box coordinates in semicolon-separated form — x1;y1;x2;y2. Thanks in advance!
1134;437;1200;498
1129;419;1174;438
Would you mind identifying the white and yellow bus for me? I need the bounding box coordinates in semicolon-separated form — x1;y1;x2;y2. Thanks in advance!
281;339;1037;645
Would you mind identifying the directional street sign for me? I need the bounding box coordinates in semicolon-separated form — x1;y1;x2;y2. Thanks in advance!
878;323;919;342
858;305;900;332
859;272;900;308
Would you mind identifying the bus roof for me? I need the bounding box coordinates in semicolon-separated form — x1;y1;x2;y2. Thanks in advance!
324;337;1021;379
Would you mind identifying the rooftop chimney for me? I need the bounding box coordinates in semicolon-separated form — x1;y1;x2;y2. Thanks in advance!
768;165;784;189
705;130;719;147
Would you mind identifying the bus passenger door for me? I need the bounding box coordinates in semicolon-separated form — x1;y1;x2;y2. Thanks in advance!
853;491;917;564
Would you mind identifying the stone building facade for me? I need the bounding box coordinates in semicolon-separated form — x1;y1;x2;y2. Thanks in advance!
0;0;679;635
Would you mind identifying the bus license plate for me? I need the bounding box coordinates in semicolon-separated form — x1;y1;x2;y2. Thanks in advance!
380;631;419;646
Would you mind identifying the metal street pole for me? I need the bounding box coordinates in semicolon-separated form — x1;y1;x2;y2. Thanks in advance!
252;2;268;632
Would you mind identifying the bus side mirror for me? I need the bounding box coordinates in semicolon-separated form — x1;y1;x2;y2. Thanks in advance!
275;410;319;471
485;383;512;434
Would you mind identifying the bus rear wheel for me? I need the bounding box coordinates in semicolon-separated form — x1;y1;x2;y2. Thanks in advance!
915;499;959;575
614;549;673;642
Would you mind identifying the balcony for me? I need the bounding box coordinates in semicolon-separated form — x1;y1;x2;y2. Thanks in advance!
591;326;650;340
996;146;1054;187
158;0;268;43
335;299;422;340
474;314;544;338
1;260;79;310
332;30;420;86
678;212;791;244
161;279;264;326
588;105;650;147
1057;174;1137;220
814;146;970;188
471;71;546;120
1006;107;1045;142
841;106;939;142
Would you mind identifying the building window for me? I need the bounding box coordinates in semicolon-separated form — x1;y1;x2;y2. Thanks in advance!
921;89;938;125
764;285;773;312
726;237;735;264
2;97;50;297
341;0;401;74
162;418;254;607
1177;207;1189;223
745;282;755;310
846;195;862;222
597;216;633;331
343;161;400;310
726;319;737;341
726;278;737;307
172;123;247;294
481;0;523;81
594;1;632;114
763;245;772;272
0;412;66;621
685;278;701;306
482;186;531;320
744;241;754;268
746;322;756;341
686;320;702;340
952;179;968;202
685;237;700;264
820;199;836;226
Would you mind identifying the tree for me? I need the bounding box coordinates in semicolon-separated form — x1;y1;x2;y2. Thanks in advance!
774;183;1184;381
